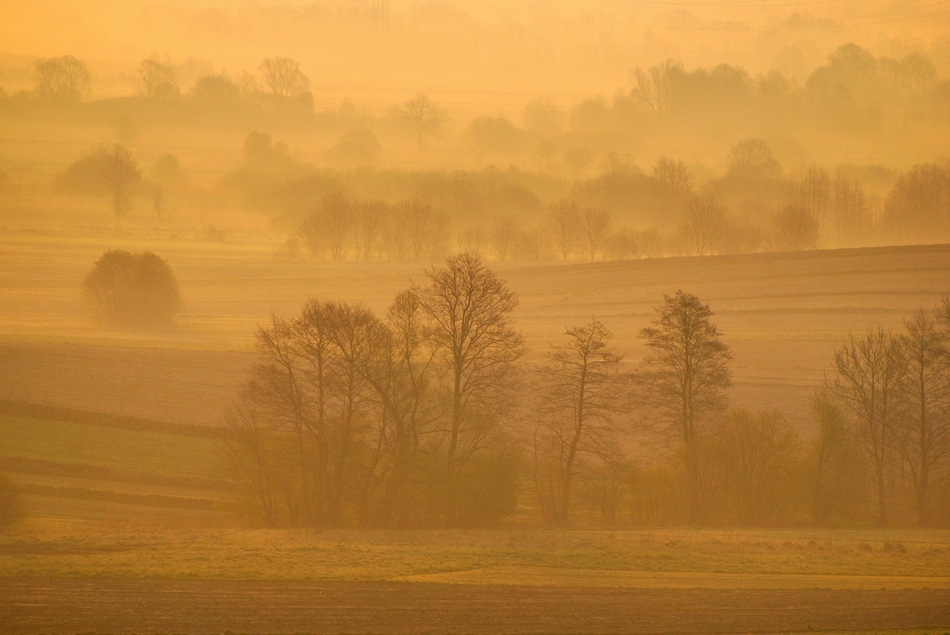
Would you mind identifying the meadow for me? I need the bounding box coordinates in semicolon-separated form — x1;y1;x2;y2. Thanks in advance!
2;226;950;633
2;526;950;633
2;225;947;431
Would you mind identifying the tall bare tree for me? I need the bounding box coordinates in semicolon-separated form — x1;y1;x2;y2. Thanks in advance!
35;55;91;103
631;60;684;117
534;319;624;525
138;59;179;98
788;165;830;231
832;171;870;245
638;291;732;524
710;409;800;526
397;199;449;261
581;208;611;261
358;290;439;525
489;214;517;262
401;94;448;147
549;199;582;260
678;187;727;256
771;205;820;251
653;157;693;193
102;144;142;217
828;328;906;526
353;200;387;261
417;253;525;522
259;57;312;110
809;389;867;525
896;307;950;526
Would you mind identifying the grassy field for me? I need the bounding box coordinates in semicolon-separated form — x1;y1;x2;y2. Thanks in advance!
1;226;948;431
0;415;220;479
2;526;949;587
0;411;230;528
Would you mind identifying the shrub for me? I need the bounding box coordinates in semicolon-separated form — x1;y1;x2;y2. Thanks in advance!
81;250;181;327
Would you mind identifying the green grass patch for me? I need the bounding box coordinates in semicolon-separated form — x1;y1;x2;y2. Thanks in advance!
0;415;222;479
2;528;949;586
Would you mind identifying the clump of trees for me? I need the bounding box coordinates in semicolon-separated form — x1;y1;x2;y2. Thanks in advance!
224;255;950;528
55;144;144;217
821;299;950;527
397;94;447;147
34;55;91;103
81;250;181;327
223;254;523;527
297;194;451;262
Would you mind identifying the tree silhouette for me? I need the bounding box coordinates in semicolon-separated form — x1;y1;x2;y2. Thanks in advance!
418;253;525;523
102;144;142;217
35;55;91;103
638;291;732;524
81;250;181;327
401;94;447;147
138;59;179;98
259;57;312;111
534;319;624;525
828;329;906;527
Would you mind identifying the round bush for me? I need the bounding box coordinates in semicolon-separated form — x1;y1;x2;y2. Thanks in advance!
81;250;181;327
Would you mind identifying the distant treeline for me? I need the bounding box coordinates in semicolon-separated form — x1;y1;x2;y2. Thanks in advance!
281;151;950;261
45;130;950;259
6;44;950;143
224;254;950;528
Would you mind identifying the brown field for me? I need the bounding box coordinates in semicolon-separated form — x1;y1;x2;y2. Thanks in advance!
2;577;949;634
3;230;950;633
2;227;947;431
2;527;950;633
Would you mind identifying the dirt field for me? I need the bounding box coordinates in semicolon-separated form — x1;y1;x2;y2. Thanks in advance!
2;577;948;634
2;229;948;431
2;522;949;633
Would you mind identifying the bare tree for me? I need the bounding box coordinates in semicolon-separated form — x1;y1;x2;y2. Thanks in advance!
727;139;781;180
401;94;448;147
456;228;487;257
638;291;732;524
417;253;525;522
833;171;871;245
771;205;820;251
710;409;800;526
223;382;281;526
678;187;727;256
138;59;179;98
35;55;91;102
254;314;313;524
631;60;684;117
828;329;906;526
297;193;352;261
581;208;611;261
534;319;624;525
653;157;693;193
259;57;312;110
809;389;868;526
788;165;830;231
397;199;449;261
359;289;439;525
549;199;582;260
353;200;387;261
896;307;950;526
102;144;142;217
607;227;640;261
489;214;517;262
